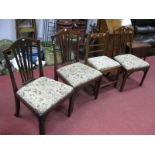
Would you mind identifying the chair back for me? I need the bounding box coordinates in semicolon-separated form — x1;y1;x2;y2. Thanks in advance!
113;26;133;56
3;38;43;93
53;28;81;66
85;32;109;64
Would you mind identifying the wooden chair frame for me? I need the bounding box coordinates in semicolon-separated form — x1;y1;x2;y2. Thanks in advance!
3;38;73;134
53;29;102;116
85;32;121;88
113;26;150;91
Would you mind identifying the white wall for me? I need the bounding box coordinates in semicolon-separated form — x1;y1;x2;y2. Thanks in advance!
0;19;16;40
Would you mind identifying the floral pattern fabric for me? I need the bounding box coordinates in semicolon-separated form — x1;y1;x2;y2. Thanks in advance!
114;54;150;71
17;77;73;115
88;56;121;71
57;62;102;88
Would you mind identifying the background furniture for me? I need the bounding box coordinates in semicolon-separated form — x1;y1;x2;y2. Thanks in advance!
0;39;13;75
3;38;74;134
56;20;88;59
56;19;87;34
131;19;155;56
127;40;152;59
42;19;56;47
97;19;127;57
16;19;37;39
113;26;150;91
98;19;123;34
53;29;102;116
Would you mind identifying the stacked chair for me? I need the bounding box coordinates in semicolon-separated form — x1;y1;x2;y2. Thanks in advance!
112;26;150;91
85;32;121;88
53;28;103;117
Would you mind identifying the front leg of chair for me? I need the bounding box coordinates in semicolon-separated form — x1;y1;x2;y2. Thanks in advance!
14;97;20;117
38;115;45;135
139;67;149;86
94;78;102;99
120;71;128;92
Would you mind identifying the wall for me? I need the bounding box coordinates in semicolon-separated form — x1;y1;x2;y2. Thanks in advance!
0;19;16;40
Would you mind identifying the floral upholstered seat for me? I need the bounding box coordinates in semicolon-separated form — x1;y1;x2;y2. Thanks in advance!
57;62;102;88
114;54;150;71
17;77;73;115
88;56;121;71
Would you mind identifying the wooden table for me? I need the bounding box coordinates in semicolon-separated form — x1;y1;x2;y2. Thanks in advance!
127;41;152;59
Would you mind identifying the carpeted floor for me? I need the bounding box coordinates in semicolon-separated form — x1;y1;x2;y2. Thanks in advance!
0;56;155;135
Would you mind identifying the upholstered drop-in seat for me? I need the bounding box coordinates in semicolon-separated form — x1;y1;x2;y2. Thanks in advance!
57;62;102;88
17;77;73;115
114;54;150;71
88;56;121;71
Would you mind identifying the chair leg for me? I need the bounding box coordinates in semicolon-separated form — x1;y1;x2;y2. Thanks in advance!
120;71;128;92
68;95;74;117
114;69;120;88
139;67;149;86
38;116;45;135
94;78;101;99
14;98;20;117
68;90;78;117
54;74;58;81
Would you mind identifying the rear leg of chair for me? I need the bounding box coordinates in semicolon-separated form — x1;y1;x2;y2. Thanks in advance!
68;95;74;117
14;98;20;117
38;116;45;135
54;74;58;81
94;78;101;99
114;68;121;88
139;67;149;86
120;71;128;92
68;90;78;117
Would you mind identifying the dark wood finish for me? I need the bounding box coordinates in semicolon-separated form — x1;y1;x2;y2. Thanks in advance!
85;32;121;88
127;41;152;60
85;33;109;63
3;38;73;134
53;29;102;116
56;19;87;35
56;19;87;46
113;26;133;56
113;26;150;91
56;20;73;32
97;19;124;57
16;19;37;39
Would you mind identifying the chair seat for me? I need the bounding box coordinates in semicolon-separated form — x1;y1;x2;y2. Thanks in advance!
17;77;73;115
88;56;121;71
114;54;150;71
57;62;102;88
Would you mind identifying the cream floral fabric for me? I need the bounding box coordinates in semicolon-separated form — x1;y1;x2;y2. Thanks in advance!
57;62;102;88
114;54;150;70
17;77;73;115
88;56;120;71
